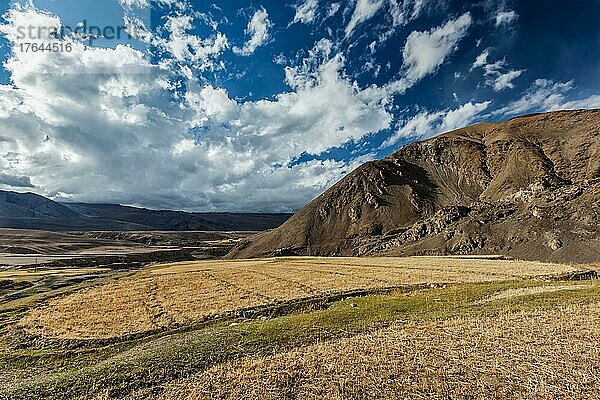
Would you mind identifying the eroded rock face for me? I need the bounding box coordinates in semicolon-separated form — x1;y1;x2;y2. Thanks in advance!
228;109;600;263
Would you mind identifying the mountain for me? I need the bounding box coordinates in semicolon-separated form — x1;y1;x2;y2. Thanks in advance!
0;191;81;219
0;191;101;231
0;191;291;231
62;203;292;231
228;109;600;263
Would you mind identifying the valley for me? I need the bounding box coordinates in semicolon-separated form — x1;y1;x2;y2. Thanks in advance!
1;110;600;399
0;0;598;397
0;254;598;399
0;229;255;269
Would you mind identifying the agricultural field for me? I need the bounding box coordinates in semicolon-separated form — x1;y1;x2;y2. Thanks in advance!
0;256;598;400
17;256;578;339
161;302;600;400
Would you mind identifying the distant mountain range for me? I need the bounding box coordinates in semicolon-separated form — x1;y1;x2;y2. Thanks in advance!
229;109;600;264
0;191;291;231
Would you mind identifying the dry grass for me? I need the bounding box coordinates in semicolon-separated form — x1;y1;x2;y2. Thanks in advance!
0;267;109;279
161;302;600;400
474;284;590;304
18;256;580;340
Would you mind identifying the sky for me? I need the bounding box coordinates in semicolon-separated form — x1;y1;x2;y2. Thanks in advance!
0;0;599;212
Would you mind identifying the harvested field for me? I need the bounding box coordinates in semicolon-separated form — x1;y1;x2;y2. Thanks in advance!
0;266;121;315
18;256;580;340
474;284;590;304
3;275;599;400
161;302;600;400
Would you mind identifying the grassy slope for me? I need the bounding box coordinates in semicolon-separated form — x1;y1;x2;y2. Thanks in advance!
2;277;599;400
170;300;600;400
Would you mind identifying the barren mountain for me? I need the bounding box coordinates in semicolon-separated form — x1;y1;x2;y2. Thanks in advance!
0;191;291;231
228;109;600;263
0;191;80;220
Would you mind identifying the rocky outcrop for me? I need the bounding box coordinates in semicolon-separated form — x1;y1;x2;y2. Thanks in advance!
228;109;600;263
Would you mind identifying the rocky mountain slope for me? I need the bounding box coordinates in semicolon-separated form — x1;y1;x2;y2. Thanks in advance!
228;109;600;263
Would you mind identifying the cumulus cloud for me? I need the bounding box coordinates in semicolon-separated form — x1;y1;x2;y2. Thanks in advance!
291;0;319;25
233;8;272;56
384;100;491;146
0;5;393;212
344;0;431;39
7;2;593;213
558;95;600;110
402;12;472;83
495;10;518;27
345;0;385;37
283;38;334;89
494;79;600;116
190;47;393;159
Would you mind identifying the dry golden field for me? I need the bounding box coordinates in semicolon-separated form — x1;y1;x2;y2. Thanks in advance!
0;267;109;279
2;255;599;400
161;301;600;400
18;256;580;339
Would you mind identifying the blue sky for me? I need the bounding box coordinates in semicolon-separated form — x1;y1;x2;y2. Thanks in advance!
0;0;599;211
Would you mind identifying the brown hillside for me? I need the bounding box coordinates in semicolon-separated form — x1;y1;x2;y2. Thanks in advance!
228;109;600;263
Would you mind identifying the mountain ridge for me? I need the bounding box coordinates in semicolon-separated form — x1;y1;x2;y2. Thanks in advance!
0;190;291;231
228;109;600;263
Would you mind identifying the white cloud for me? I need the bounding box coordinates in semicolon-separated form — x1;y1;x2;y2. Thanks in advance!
388;0;429;27
119;0;182;7
291;0;319;25
471;48;490;70
494;79;600;116
384;100;491;146
326;3;341;18
402;12;472;83
385;110;442;145
0;5;393;212
495;10;518;27
345;0;385;37
153;15;228;70
363;0;433;53
441;101;491;131
470;49;524;91
118;0;149;7
559;95;600;110
218;52;392;157
233;8;272;56
379;13;473;96
284;38;334;90
411;0;428;18
388;0;407;27
492;69;523;91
